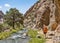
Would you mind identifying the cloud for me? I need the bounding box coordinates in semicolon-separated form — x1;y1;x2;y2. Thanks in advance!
0;6;2;9
4;4;10;8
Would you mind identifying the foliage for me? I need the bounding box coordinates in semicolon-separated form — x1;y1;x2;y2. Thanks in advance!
0;29;17;40
4;8;24;29
29;38;45;43
0;31;11;40
0;24;4;32
0;25;23;40
28;29;38;38
28;29;46;43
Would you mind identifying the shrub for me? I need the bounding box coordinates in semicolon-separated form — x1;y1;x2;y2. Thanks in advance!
28;29;46;43
0;24;4;32
0;23;23;40
29;38;45;43
11;29;17;33
0;31;11;39
0;28;20;40
28;29;38;38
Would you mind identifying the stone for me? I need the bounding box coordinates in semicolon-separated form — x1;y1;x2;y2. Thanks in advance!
24;0;60;29
52;24;60;43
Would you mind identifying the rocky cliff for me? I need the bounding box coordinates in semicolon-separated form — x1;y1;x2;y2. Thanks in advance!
24;0;60;29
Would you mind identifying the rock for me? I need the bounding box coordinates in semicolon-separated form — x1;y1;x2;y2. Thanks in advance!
52;24;60;43
24;0;60;29
46;31;55;39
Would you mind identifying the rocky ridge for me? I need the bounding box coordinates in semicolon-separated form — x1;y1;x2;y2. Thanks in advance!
24;0;60;29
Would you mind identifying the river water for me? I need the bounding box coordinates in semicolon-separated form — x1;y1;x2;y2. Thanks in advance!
0;29;30;43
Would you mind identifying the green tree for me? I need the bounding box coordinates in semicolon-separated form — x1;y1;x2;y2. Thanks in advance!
4;8;24;29
0;24;4;32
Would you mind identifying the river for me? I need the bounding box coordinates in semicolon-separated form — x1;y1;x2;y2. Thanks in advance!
0;29;30;43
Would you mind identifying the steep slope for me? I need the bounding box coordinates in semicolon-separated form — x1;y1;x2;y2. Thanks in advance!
24;0;60;29
54;0;60;24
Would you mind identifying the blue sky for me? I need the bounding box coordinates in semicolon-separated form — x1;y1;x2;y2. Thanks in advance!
0;0;37;14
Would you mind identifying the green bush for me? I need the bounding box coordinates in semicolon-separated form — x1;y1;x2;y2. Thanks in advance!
0;32;11;40
28;29;38;38
10;29;17;33
0;23;23;40
0;28;21;40
0;24;4;32
29;38;45;43
0;30;17;39
28;29;46;43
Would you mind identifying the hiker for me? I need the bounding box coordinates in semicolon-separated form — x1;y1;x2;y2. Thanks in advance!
43;24;48;39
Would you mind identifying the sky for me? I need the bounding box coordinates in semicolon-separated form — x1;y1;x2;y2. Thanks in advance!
0;0;37;14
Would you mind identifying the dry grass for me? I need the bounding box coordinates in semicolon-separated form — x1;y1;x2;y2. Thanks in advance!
51;22;58;31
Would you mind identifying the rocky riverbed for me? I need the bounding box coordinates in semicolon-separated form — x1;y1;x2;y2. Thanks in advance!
0;29;30;43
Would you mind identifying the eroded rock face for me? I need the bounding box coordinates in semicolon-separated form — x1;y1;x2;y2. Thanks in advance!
54;0;60;24
24;0;60;29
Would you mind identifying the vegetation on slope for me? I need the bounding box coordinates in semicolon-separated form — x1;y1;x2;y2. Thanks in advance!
0;8;24;40
28;29;46;43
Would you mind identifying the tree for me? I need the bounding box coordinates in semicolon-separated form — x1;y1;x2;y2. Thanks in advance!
4;8;24;29
0;24;4;32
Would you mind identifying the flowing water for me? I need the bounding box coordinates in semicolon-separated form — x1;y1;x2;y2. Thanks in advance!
0;29;29;43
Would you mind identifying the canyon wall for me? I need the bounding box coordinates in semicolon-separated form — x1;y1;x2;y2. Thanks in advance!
24;0;60;29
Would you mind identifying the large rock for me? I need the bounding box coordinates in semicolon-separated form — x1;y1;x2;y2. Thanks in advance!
52;24;60;43
24;0;60;29
54;0;60;24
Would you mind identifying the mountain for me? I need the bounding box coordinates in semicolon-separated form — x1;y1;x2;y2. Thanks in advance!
24;0;60;29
